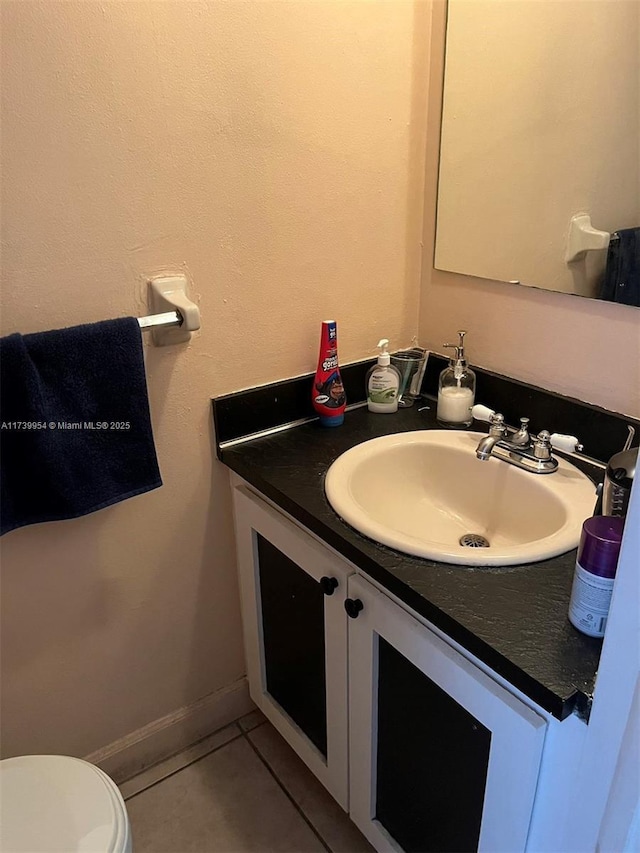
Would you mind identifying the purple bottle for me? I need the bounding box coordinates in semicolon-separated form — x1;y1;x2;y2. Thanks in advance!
568;516;625;638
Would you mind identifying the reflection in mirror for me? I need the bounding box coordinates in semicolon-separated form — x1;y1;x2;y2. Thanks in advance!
435;0;639;307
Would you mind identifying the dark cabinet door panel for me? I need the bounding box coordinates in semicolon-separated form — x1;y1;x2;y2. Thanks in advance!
376;636;491;853
258;534;327;756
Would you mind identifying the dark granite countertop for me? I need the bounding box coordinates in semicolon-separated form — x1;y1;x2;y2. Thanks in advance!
220;402;604;721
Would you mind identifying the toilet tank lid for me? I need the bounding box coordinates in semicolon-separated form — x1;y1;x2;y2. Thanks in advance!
0;755;128;853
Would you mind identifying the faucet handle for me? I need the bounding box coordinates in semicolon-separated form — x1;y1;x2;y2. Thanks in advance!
549;433;584;454
488;413;506;437
471;404;496;423
534;430;553;460
470;405;506;437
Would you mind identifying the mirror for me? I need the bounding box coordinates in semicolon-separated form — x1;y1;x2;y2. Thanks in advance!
435;0;639;307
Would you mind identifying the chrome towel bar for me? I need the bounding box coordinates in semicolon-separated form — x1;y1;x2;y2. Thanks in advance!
138;310;183;330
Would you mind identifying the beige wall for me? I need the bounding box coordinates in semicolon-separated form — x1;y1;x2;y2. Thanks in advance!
0;0;429;757
435;0;639;297
420;1;640;419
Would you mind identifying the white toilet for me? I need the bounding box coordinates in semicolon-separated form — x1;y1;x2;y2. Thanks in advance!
0;755;132;853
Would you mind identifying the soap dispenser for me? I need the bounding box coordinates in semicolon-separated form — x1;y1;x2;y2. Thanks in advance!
367;339;401;413
436;330;476;428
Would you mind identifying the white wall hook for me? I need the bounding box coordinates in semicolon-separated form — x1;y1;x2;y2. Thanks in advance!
148;275;200;346
565;214;610;264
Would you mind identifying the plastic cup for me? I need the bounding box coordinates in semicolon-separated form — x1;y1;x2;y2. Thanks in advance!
390;348;428;408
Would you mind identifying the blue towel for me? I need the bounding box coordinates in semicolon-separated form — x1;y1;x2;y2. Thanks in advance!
599;227;640;307
0;318;162;535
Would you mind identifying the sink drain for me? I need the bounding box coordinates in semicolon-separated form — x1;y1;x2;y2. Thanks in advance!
459;533;490;548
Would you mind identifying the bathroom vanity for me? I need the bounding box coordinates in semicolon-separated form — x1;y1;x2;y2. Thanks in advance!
215;369;637;853
232;479;555;852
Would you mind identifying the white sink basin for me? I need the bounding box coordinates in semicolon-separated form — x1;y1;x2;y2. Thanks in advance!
324;430;597;566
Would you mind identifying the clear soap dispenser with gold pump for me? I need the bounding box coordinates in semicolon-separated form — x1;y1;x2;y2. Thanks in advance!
436;330;476;428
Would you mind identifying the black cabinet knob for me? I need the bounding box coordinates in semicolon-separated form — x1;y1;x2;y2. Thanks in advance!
319;576;339;596
344;598;364;618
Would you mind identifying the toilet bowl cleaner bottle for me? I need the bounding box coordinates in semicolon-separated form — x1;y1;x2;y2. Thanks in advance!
568;515;624;638
312;320;346;427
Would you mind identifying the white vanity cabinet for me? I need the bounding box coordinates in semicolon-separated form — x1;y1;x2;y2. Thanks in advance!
232;482;555;852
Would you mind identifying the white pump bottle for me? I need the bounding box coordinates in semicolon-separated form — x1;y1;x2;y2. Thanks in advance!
366;339;401;413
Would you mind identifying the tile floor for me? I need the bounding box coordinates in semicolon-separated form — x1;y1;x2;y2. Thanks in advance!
120;711;373;853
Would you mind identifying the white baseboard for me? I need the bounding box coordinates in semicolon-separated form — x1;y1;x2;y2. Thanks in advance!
84;678;254;784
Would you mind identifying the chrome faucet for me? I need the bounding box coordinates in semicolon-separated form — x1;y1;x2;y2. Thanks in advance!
474;409;558;474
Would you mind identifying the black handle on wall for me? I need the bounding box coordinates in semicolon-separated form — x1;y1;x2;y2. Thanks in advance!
319;576;339;596
344;598;364;619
